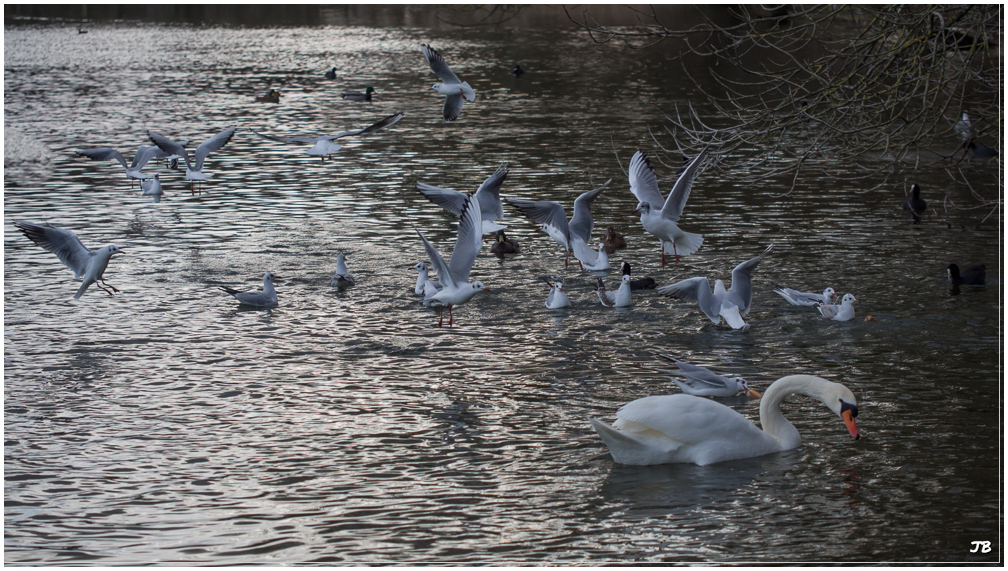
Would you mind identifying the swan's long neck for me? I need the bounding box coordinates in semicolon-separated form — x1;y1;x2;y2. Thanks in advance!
759;375;838;450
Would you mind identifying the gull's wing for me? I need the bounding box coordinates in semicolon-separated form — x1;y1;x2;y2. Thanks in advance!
569;179;610;243
657;276;717;321
628;151;665;208
660;144;710;221
474;162;508;222
251;129;324;145
506;198;570;237
327;112;404;140
817;303;840;319
442;92;464;122
131;145;167;170
413;224;456;290
718;302;748;329
447;193;484;284
728;244;773;314
656;355;729;388
75;147;128;170
148;131;192;170
193;126;237;171
422;44;462;84
13;221;94;279
417;182;466;216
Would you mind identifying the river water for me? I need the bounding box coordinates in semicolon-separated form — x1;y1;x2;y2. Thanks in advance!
4;19;1002;565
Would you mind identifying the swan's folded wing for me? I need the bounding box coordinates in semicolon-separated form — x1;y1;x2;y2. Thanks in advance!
615;394;759;446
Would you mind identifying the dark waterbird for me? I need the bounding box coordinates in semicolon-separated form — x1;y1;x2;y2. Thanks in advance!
947;263;985;286
901;183;927;222
325;67;337;80
620;261;657;291
342;86;375;102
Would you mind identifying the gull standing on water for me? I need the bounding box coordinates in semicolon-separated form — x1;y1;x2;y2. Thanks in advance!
656;354;761;398
148;126;237;195
220;272;278;307
416;162;508;234
414;194;489;327
422;43;476;122
657;245;772;330
629;146;709;266
506;179;611;268
544;279;571;309
13;220;123;299
330;254;355;288
251;112;403;163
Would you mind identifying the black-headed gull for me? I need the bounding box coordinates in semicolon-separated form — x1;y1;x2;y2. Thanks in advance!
330;254;355;288
411;262;442;296
629;146;709;266
947;263;985;285
656;354;761;398
417;162;508;234
221;272;277;307
816;293;858;321
251;112;403;163
13;220;123;299
75;144;166;187
657;244;772;330
148;126;237;196
506;179;611;268
489;229;519;254
772;282;836;306
576;241;611;272
596;274;631;307
140;174;163;202
413;194;489;327
341;87;375;102
421;43;475;122
544;278;571;309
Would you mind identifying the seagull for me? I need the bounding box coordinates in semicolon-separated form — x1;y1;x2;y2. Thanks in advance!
629;145;709;266
220;272;277;307
596;274;631;307
13;220;123;299
251;112;403;163
140;174;163;202
506;179;611;268
489;229;519;254
954;111;972;141
656;244;773;330
947;263;986;285
411;262;442;296
148;126;237;195
544;278;571;309
341;87;375;102
816;293;858;321
330;253;355;288
901;183;927;222
413;193;489;327
656;354;762;398
416;162;508;234
421;43;475;122
325;67;337;80
772;282;836;306
620;261;656;291
75;144;166;187
578;242;611;272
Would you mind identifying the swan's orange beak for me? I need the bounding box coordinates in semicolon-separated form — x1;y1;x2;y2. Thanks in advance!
842;409;860;439
746;388;762;398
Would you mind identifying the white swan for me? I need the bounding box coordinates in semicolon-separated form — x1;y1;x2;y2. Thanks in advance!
589;374;860;466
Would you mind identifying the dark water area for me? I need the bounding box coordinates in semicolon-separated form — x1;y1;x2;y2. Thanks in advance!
4;16;1003;565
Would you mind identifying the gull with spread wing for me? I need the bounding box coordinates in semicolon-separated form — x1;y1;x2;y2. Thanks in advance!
416;162;508;235
13;220;123;299
75;144;174;188
414;193;489;327
148;126;237;195
656;245;772;330
251;112;403;163
629;145;709;266
422;43;476;122
506;179;611;268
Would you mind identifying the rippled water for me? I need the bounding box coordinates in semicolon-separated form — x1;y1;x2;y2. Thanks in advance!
4;21;1002;564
